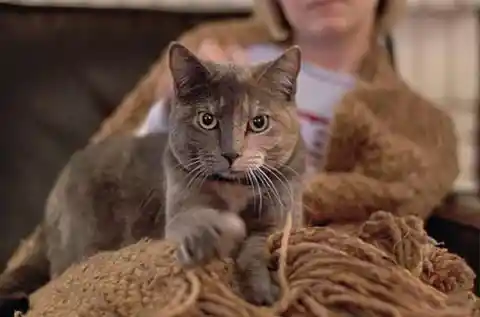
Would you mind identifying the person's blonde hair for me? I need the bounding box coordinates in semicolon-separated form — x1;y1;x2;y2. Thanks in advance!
252;0;407;41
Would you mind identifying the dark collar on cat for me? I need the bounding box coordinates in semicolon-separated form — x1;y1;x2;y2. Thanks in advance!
206;173;251;186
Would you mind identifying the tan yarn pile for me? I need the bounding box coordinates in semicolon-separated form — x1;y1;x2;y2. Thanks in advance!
24;211;478;317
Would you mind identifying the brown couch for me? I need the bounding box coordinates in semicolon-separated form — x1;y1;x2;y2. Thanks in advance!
0;3;478;295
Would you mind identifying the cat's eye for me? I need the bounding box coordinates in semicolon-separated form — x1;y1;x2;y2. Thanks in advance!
197;112;218;130
248;115;270;133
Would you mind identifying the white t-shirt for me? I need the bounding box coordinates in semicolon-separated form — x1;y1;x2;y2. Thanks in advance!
136;44;356;172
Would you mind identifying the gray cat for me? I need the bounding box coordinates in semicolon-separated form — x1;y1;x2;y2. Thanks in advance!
0;43;305;306
164;43;305;304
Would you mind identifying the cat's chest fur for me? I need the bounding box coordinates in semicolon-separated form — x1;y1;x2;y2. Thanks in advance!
208;181;253;214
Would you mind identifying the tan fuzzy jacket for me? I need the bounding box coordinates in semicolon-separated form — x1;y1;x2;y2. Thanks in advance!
88;0;458;224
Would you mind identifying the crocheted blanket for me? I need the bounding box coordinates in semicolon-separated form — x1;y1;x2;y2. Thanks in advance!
22;212;478;317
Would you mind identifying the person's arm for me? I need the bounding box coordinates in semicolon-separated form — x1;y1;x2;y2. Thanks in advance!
135;98;171;136
303;87;459;224
393;90;459;218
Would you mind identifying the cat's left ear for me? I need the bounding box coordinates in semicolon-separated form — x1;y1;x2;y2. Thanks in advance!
168;42;211;97
254;46;301;101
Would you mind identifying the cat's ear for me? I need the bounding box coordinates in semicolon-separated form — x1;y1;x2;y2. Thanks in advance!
168;42;211;96
254;46;301;100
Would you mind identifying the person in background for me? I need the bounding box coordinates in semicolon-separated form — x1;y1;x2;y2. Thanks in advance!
91;0;458;224
0;2;462;310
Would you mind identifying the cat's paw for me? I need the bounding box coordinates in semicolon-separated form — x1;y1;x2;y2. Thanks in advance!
174;210;246;267
241;264;280;306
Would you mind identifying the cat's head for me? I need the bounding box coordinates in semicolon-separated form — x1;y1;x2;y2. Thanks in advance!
167;42;301;182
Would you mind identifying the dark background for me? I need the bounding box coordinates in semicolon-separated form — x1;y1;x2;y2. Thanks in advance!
0;4;249;270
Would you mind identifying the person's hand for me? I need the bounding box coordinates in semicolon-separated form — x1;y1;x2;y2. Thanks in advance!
196;39;248;64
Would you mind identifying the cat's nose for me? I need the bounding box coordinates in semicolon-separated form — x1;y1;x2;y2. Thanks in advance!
221;152;240;166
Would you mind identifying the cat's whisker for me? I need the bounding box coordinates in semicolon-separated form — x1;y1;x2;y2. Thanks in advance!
193;153;215;192
246;168;257;215
179;163;206;199
255;168;284;211
187;165;206;189
179;159;202;181
277;164;301;178
175;160;203;187
261;164;294;216
171;157;202;173
262;164;293;192
256;176;274;221
254;169;275;220
194;166;209;193
252;167;273;215
249;170;263;218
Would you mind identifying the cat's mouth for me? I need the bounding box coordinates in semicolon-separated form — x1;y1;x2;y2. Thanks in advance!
206;173;251;186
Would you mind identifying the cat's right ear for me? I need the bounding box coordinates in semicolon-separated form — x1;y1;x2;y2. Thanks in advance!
168;42;211;96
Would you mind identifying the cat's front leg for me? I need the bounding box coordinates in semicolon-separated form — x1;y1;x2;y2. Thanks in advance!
236;181;304;306
235;229;279;306
166;208;246;267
